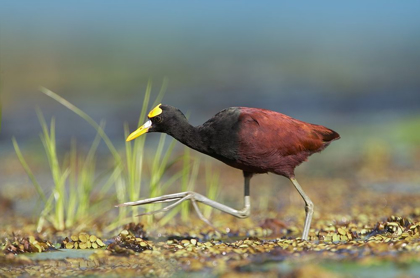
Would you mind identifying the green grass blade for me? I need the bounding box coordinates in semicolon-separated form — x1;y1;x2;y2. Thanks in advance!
181;155;200;222
180;147;191;219
55;167;70;230
146;134;167;216
158;138;177;176
36;109;68;230
35;107;49;141
12;137;47;203
124;124;138;201
157;170;185;226
151;77;168;107
137;79;152;126
161;169;183;193
115;176;127;227
203;163;220;218
49;117;62;186
98;166;122;197
40;87;122;165
84;120;105;168
66;139;78;227
75;120;104;221
37;194;55;232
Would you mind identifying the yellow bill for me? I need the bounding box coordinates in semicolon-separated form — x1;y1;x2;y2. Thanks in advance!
126;120;152;141
126;104;163;142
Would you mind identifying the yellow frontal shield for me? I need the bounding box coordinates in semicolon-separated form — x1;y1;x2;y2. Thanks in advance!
148;104;162;118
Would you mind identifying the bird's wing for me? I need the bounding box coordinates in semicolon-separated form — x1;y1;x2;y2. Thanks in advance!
238;109;337;158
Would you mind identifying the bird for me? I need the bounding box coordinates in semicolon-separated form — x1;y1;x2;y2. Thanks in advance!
118;103;340;240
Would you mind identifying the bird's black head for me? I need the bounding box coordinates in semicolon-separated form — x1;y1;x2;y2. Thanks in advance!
126;104;187;141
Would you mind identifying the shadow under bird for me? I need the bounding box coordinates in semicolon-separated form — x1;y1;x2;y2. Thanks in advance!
118;104;340;240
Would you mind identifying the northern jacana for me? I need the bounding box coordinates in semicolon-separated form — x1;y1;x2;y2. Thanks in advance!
118;104;340;240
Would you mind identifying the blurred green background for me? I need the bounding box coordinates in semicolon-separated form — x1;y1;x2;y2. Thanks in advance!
1;1;419;219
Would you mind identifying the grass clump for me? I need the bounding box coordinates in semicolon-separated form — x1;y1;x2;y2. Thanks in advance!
13;111;111;232
13;80;221;232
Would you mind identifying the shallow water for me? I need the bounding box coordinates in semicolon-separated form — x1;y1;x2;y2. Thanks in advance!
26;249;97;261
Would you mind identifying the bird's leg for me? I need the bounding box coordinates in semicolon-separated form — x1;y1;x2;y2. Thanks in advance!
289;177;314;241
190;199;216;228
116;192;192;207
136;194;193;216
134;193;216;228
241;172;251;218
116;175;252;225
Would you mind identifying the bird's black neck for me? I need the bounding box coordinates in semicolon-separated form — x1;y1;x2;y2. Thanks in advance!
167;121;209;154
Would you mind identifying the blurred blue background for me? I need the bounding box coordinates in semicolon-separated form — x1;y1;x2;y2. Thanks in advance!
1;0;420;153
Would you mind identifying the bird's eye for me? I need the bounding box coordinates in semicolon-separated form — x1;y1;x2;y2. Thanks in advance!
154;115;163;123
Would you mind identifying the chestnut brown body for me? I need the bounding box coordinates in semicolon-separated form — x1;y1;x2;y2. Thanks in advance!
175;106;339;178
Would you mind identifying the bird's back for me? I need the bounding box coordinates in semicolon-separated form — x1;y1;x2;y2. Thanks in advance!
197;107;339;177
235;107;339;177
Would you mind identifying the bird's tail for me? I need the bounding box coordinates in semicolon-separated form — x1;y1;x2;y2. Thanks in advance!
313;125;340;143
